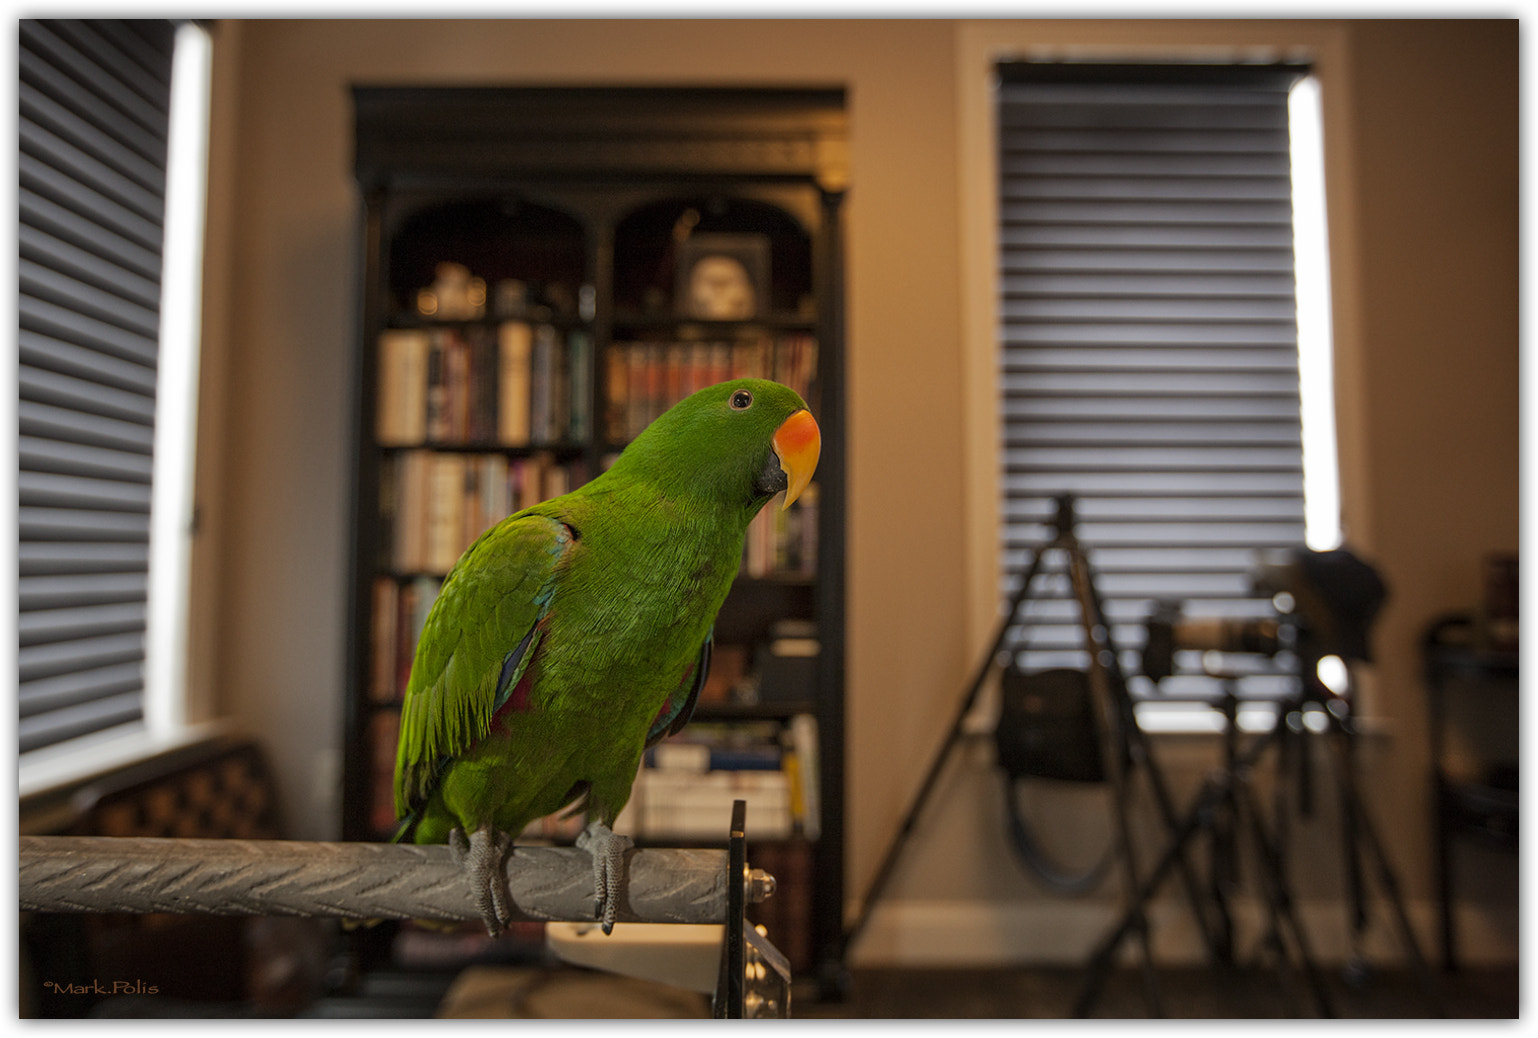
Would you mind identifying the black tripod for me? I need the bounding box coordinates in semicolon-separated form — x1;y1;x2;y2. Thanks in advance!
835;495;1222;1012
1073;630;1446;1018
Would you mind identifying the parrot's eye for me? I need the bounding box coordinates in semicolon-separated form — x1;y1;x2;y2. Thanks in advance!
729;389;754;411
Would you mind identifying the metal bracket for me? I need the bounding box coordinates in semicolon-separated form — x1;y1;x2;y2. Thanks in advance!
713;799;792;1018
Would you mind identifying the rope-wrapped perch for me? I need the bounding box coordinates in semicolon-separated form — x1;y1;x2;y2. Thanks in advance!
19;836;736;925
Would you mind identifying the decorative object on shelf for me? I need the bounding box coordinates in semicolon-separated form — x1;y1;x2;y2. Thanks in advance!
417;261;486;320
375;323;589;451
676;234;770;320
493;278;528;319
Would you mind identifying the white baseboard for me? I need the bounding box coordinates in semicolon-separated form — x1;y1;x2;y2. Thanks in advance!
849;897;1518;969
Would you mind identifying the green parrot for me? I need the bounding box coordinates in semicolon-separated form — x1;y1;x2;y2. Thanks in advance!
392;378;821;935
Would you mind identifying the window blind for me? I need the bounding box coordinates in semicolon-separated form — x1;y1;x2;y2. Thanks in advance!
18;19;177;753
994;63;1312;708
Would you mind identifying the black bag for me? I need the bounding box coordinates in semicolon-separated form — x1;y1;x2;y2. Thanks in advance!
994;666;1113;894
994;666;1106;784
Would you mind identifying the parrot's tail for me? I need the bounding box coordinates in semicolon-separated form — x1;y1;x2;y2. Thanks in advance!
388;810;418;844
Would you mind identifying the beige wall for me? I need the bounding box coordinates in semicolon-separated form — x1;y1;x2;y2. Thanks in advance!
194;18;1517;964
1341;18;1520;880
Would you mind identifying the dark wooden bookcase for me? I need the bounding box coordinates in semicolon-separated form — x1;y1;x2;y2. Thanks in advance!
343;86;847;984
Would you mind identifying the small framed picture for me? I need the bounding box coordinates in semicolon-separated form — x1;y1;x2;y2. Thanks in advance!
676;233;770;320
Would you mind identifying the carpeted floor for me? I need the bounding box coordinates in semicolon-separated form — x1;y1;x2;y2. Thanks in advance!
798;964;1520;1019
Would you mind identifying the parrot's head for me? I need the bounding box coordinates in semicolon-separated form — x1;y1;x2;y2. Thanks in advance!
616;378;821;515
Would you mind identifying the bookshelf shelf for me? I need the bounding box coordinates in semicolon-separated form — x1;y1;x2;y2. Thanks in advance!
378;441;588;457
734;574;817;588
346;85;846;984
694;702;820;721
610;314;819;335
387;314;592;333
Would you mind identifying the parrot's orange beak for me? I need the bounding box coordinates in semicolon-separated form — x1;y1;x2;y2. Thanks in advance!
773;408;821;511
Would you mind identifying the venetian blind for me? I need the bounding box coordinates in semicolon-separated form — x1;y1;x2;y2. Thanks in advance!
18;19;177;753
995;63;1312;708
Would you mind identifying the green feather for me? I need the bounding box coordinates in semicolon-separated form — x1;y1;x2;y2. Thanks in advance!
392;378;810;846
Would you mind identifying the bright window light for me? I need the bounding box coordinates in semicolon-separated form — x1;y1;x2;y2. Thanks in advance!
145;22;212;737
1289;77;1342;552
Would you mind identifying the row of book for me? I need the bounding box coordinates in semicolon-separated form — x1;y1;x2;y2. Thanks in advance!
376;322;592;448
377;324;820;450
379;449;584;575
618;715;821;842
604;334;818;443
742;482;819;579
367;710;402;835
368;574;440;705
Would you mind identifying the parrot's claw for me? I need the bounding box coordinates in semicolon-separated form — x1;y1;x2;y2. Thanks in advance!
450;825;513;937
576;820;633;935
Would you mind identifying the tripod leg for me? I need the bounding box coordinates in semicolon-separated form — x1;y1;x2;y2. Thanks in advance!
1065;550;1166;1016
1233;773;1320;1016
1334;718;1370;984
1323;723;1446;1017
1072;718;1284;1017
1208;690;1241;965
1073;771;1217;1017
1067;549;1225;963
1116;787;1166;1018
1236;779;1336;1018
1072;726;1289;1018
1124;718;1227;957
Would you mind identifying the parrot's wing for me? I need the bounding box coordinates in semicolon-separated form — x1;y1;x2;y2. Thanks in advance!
394;513;574;819
645;632;711;749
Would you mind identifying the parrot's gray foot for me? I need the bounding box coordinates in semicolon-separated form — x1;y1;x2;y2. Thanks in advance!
575;820;633;935
449;825;513;937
